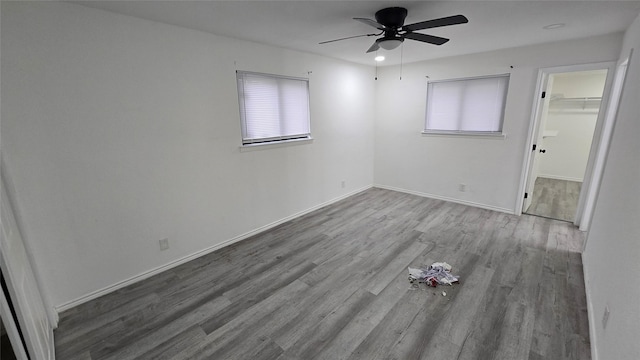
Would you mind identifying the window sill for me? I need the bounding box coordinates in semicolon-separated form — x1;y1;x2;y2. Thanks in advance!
421;131;506;139
239;137;314;152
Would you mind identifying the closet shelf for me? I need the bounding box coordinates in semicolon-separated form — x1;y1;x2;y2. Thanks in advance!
549;96;601;111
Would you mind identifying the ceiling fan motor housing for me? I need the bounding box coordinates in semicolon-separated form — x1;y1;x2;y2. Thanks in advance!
375;7;408;28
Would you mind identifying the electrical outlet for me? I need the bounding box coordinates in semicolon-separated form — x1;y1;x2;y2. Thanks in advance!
602;306;610;329
341;180;346;189
458;183;467;192
159;238;169;251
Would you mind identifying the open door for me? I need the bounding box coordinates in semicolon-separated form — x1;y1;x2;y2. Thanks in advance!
0;173;55;359
522;76;554;212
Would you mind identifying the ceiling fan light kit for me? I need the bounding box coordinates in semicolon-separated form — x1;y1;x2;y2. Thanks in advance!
378;38;404;50
321;7;468;54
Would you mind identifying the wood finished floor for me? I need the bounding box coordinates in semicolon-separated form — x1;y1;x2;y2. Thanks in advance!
55;188;590;360
525;177;582;222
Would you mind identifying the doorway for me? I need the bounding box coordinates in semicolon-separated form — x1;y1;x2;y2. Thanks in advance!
524;69;608;222
519;61;617;227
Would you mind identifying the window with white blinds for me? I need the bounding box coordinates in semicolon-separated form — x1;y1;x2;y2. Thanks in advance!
237;71;311;145
424;74;509;135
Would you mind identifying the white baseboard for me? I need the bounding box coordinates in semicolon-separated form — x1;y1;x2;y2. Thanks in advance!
582;253;598;360
55;185;372;313
373;184;515;214
538;174;584;182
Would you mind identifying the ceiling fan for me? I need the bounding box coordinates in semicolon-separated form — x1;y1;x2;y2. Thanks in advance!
320;7;468;53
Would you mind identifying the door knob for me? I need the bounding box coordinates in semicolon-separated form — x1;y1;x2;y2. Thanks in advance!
539;149;546;153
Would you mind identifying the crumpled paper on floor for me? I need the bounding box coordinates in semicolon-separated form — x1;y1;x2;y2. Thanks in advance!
408;262;459;287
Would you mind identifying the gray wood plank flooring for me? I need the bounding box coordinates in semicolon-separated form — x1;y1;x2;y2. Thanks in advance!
525;177;582;222
55;188;590;360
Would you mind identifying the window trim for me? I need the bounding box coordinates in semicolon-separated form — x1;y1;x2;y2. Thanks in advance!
423;73;510;136
236;70;312;147
420;130;506;139
239;137;314;152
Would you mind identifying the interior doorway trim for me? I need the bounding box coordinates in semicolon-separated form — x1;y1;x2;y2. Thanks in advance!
577;52;632;233
1;274;29;359
516;61;616;230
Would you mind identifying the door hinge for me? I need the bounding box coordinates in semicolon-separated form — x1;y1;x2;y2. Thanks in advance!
532;144;537;151
541;91;546;99
524;192;528;199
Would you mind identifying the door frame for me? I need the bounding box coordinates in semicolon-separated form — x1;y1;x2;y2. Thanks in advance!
577;52;632;233
1;278;30;359
1;166;56;359
516;61;616;229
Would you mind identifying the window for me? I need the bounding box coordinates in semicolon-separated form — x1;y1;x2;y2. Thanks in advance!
424;74;509;135
237;71;311;145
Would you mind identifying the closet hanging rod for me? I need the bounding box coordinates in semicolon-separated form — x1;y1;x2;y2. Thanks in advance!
551;96;601;102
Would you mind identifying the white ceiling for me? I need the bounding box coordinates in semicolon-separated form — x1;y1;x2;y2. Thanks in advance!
72;1;640;66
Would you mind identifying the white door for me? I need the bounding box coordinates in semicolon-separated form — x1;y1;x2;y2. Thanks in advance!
522;76;553;212
0;176;55;359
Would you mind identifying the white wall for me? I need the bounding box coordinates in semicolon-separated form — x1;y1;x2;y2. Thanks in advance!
538;71;607;182
1;2;375;309
373;34;622;213
583;13;640;360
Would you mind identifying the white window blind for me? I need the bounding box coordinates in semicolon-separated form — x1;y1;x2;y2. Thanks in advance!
424;74;509;134
237;71;311;145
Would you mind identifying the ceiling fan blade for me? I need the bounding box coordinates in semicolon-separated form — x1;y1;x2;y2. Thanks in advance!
319;33;379;44
354;17;388;31
366;40;380;53
404;32;450;46
401;14;468;32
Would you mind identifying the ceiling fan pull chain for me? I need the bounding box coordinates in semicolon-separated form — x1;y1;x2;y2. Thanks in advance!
375;51;379;80
400;43;404;80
